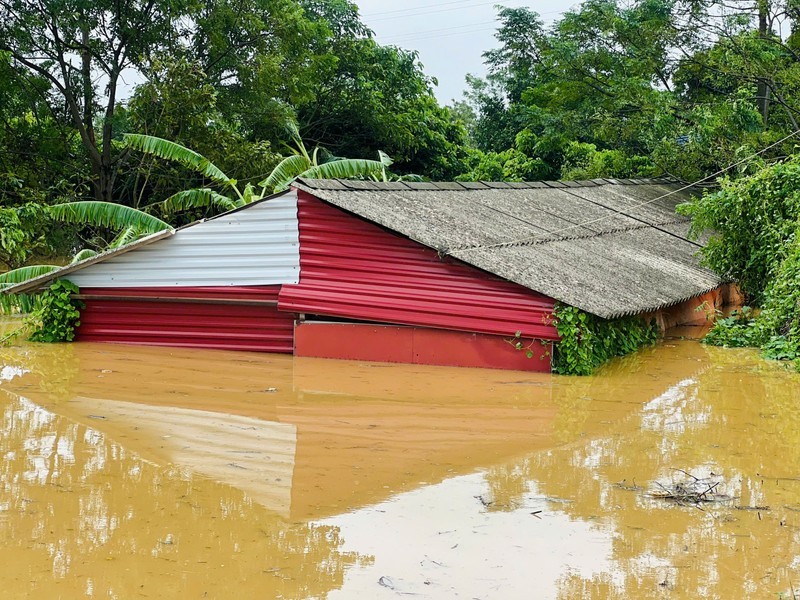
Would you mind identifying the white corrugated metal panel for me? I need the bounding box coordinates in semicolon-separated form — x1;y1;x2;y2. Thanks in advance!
69;193;300;288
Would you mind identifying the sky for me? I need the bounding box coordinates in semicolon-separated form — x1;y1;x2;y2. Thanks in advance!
354;0;580;105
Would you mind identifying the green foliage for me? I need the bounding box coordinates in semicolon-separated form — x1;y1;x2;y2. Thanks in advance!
648;93;767;182
125;56;283;208
158;189;240;214
123;133;253;216
299;156;389;185
260;155;315;192
460;1;684;178
0;265;59;315
258;128;392;192
50;201;172;235
456;147;553;182
0;0;203;203
457;0;800;182
560;142;658;180
552;304;660;375
26;280;84;343
702;308;759;347
71;249;98;263
123;134;234;187
0;264;59;286
677;156;800;303
702;229;800;365
126;128;393;215
681;156;800;367
293;14;470;179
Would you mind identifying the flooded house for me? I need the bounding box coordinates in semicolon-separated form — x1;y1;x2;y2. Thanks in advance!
3;178;735;371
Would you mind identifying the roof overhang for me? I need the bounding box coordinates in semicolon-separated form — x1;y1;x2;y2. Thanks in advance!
1;228;175;295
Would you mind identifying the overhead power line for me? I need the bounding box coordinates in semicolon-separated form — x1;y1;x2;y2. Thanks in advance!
362;0;512;20
383;23;497;45
378;8;568;45
455;129;800;252
364;0;564;23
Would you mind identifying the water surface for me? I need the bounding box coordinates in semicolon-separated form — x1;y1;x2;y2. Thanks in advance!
1;327;799;598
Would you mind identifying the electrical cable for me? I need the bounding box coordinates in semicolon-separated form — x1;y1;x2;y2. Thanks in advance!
365;0;565;23
455;128;800;251
363;0;518;20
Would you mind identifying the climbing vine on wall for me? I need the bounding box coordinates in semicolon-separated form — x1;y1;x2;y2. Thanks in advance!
551;304;660;375
27;279;84;342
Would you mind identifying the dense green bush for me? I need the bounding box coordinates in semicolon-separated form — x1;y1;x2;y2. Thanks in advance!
552;305;660;375
701;233;800;364
678;157;800;304
682;157;800;367
27;280;84;342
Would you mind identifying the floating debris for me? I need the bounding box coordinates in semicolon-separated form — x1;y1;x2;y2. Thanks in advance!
613;479;643;492
647;472;733;506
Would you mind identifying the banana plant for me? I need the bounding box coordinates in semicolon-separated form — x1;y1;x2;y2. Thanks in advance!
0;264;60;314
123;129;393;217
259;124;392;193
0;203;169;315
123;133;246;214
49;201;172;235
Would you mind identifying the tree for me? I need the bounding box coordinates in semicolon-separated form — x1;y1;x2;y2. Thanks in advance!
124;56;282;210
294;0;469;178
0;0;193;203
0;203;54;270
0;0;331;204
189;0;329;145
459;0;798;181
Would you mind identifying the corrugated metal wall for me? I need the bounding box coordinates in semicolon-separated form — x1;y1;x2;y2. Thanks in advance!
68;193;300;288
279;192;559;340
77;286;294;353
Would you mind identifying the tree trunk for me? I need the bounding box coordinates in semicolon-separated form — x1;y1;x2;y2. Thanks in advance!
88;159;116;203
758;0;771;126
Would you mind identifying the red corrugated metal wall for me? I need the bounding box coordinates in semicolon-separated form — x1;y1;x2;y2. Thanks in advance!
76;286;294;353
294;322;553;371
279;192;559;340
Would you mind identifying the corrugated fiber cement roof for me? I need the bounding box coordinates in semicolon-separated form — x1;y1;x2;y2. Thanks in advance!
293;178;722;319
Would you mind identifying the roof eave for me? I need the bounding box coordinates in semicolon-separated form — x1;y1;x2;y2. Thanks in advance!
1;228;176;295
582;281;727;320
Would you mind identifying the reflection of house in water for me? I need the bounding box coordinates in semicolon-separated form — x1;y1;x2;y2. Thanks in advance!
3;340;713;522
0;387;361;600
61;398;298;517
10;343;561;520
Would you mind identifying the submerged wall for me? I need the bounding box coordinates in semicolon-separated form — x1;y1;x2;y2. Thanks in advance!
293;321;553;372
647;283;743;332
76;286;294;353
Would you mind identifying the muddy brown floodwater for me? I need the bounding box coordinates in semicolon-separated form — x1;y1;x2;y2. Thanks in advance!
1;321;800;599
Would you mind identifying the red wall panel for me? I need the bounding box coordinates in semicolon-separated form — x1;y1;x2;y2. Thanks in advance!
279;192;558;340
295;322;552;371
76;286;293;353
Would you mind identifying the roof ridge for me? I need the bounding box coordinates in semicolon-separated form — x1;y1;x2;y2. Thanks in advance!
295;176;682;192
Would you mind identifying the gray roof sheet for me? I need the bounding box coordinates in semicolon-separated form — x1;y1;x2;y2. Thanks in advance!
294;178;721;318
